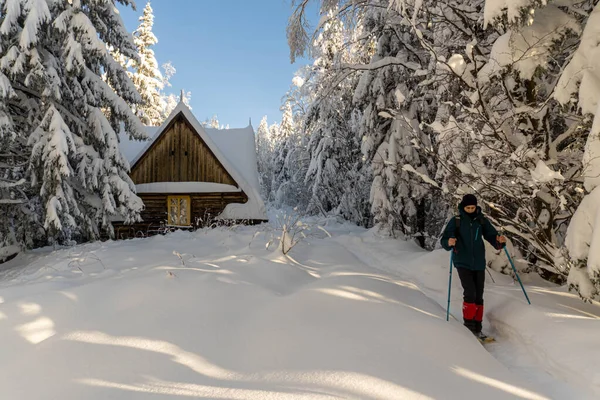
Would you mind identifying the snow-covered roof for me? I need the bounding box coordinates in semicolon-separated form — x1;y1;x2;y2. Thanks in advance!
119;102;267;220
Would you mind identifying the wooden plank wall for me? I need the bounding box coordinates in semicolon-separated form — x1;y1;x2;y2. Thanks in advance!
112;192;249;239
138;192;248;224
130;115;238;186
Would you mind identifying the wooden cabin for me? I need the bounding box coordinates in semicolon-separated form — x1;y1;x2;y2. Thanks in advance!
114;102;267;238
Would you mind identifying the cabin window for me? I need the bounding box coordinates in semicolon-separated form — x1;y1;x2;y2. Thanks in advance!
167;195;191;226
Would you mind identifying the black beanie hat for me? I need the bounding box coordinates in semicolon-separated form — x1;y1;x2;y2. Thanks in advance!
461;194;478;207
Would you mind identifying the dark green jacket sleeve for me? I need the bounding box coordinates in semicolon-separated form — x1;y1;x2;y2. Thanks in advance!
481;217;501;248
440;217;456;251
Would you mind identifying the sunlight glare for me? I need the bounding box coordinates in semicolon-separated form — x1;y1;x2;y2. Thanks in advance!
340;286;399;303
59;291;78;302
64;331;238;380
78;377;330;399
530;288;580;300
261;370;435;400
79;370;433;399
398;302;441;319
16;317;56;344
453;367;550;400
19;302;42;316
315;287;374;302
155;266;234;274
270;257;288;265
329;271;420;290
213;256;236;263
545;313;598;320
559;304;600;319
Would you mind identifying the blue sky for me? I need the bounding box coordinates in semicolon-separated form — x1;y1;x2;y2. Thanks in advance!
118;1;315;129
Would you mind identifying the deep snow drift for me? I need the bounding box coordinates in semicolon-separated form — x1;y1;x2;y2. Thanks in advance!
0;216;598;399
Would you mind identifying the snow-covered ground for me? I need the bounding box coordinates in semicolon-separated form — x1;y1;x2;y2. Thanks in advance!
1;216;599;399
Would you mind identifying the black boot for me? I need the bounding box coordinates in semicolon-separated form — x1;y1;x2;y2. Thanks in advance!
463;319;477;334
474;320;482;334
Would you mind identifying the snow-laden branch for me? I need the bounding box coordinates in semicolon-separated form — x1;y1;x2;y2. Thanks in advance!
0;199;25;204
0;178;25;188
402;164;439;188
339;56;421;72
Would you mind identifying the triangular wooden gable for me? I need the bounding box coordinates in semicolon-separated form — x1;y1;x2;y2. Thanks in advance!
130;112;239;187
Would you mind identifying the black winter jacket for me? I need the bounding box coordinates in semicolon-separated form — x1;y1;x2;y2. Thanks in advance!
441;207;500;271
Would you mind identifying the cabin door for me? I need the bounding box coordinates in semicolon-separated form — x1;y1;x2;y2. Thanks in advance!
167;195;191;226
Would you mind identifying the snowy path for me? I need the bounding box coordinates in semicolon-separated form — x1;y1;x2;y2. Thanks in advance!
333;230;600;399
0;222;597;399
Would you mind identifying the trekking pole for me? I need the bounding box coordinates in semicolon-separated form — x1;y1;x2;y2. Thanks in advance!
504;247;531;305
500;227;531;304
447;249;454;321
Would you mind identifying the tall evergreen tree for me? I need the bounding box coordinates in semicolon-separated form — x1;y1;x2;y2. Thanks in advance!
0;0;146;247
129;2;164;125
302;7;371;224
271;102;296;206
256;116;274;200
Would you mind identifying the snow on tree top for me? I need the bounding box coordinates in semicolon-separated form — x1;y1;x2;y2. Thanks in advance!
119;102;266;220
483;0;535;28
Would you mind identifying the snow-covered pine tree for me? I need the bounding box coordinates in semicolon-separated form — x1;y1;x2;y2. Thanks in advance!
302;6;371;225
129;2;164;126
209;115;220;129
271;102;296;207
256;116;274;200
351;2;441;246
28;105;78;241
0;61;36;255
277;68;313;210
0;0;146;246
553;1;600;300
110;5;189;124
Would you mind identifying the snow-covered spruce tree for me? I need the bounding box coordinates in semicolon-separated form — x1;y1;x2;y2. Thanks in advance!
128;2;164;125
0;63;39;255
111;5;190;124
351;3;444;246
276;68;313;211
271;101;296;206
302;6;372;225
28;105;79;241
0;0;146;246
256;116;274;200
554;2;600;300
287;0;446;242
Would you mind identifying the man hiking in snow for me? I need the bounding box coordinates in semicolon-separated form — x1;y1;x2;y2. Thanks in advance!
441;194;506;339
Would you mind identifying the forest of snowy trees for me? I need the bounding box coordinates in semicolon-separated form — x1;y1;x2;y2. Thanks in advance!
1;0;600;302
253;0;600;301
